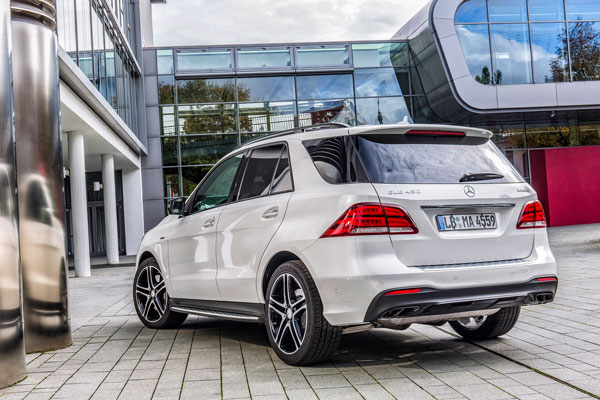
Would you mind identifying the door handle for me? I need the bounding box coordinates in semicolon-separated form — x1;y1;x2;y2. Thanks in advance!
262;207;279;219
203;217;215;228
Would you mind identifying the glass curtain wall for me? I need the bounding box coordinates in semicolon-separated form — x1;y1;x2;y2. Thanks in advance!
56;0;140;136
455;0;600;85
152;41;427;202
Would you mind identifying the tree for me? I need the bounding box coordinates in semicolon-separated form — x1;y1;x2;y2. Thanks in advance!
551;21;600;81
177;80;251;134
476;66;491;84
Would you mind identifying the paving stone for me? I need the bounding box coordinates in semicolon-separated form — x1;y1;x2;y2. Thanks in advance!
7;225;600;399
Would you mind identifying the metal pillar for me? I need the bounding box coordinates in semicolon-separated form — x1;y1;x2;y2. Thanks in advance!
69;131;91;277
11;0;72;353
0;0;26;388
122;168;145;256
102;154;120;265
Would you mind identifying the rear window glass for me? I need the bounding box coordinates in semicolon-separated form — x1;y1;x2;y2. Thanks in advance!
354;134;524;184
303;136;369;184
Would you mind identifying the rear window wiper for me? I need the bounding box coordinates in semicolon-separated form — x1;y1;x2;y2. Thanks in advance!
459;173;504;183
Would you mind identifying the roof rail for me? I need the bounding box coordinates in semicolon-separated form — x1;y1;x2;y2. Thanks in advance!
236;122;350;149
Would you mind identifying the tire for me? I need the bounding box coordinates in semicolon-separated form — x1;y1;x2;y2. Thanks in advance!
133;257;187;329
449;306;521;340
265;260;342;365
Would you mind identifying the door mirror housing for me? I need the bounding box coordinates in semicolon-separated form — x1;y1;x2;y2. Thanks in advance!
168;197;186;216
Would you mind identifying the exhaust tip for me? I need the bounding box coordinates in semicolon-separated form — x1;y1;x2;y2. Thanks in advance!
380;306;420;319
532;292;554;304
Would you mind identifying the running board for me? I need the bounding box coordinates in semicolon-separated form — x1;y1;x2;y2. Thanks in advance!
170;306;261;322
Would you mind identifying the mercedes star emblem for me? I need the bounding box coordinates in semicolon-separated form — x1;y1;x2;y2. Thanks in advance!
464;185;476;197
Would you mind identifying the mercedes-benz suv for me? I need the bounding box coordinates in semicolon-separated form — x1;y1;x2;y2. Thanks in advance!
134;123;557;365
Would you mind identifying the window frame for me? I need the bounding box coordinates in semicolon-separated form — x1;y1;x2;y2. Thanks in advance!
184;141;294;215
231;142;294;204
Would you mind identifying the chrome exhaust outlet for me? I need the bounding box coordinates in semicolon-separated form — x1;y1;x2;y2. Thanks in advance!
377;309;500;328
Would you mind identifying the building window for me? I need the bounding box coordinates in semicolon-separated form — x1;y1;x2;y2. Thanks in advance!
157;49;174;74
236;76;295;102
454;0;600;85
177;78;236;104
237;48;292;69
296;45;350;67
490;24;532;85
352;43;409;68
296;74;354;100
531;23;569;83
356;97;411;125
176;49;233;71
238;102;296;133
455;24;494;84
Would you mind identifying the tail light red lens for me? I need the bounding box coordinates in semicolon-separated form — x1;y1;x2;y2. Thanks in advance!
384;288;422;296
517;200;547;229
537;277;557;282
321;203;418;238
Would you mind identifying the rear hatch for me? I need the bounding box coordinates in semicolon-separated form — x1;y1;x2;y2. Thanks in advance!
350;125;535;267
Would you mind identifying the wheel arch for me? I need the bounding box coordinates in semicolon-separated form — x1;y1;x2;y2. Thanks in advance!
261;251;304;300
138;250;156;267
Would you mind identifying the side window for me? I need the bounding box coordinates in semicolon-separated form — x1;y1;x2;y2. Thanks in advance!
303;136;369;184
191;153;242;214
237;145;284;201
271;146;293;194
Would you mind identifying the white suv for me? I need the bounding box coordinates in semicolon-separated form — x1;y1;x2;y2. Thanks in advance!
134;123;557;365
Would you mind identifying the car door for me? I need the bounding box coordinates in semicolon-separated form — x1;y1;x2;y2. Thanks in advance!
167;153;244;301
216;144;294;303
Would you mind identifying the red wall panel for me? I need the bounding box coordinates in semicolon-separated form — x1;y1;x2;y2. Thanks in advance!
530;146;600;227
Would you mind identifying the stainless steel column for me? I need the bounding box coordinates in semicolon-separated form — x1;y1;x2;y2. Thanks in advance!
0;0;26;388
102;154;120;265
11;0;72;353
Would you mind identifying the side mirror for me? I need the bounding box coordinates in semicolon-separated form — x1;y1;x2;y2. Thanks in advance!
168;197;186;216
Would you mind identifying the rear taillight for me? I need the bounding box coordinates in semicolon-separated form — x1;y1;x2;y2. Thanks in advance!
517;200;547;229
321;203;418;238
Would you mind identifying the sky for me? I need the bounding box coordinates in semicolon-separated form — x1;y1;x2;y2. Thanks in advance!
151;0;428;47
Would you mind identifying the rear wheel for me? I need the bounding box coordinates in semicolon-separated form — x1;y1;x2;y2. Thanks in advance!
265;260;342;365
134;257;187;329
449;306;520;340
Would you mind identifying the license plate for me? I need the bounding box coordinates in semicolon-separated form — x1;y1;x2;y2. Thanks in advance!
437;213;497;231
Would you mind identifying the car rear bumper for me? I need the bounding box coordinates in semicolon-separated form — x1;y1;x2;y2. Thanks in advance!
300;230;557;327
364;278;557;323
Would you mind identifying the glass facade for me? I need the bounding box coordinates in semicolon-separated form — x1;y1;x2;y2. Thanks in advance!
146;41;425;200
56;0;139;135
455;0;600;84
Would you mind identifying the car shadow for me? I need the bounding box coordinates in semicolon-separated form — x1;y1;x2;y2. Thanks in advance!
177;316;481;368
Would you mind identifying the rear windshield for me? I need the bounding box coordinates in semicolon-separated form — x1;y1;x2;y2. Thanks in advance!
354;134;524;184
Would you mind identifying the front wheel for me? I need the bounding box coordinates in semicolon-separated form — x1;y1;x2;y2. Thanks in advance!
133;257;187;329
265;260;342;365
449;306;521;340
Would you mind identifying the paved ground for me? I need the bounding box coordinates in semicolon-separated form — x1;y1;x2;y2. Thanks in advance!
2;224;600;400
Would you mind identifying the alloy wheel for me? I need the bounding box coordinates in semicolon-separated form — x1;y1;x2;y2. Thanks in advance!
456;315;487;330
135;264;167;323
268;273;308;354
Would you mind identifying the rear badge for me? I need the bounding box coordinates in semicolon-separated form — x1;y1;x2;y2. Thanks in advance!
464;185;476;197
388;189;422;195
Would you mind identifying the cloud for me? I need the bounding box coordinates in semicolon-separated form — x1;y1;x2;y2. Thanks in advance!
151;0;428;46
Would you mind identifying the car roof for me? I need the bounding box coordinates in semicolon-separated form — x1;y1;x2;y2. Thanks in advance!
233;123;493;154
